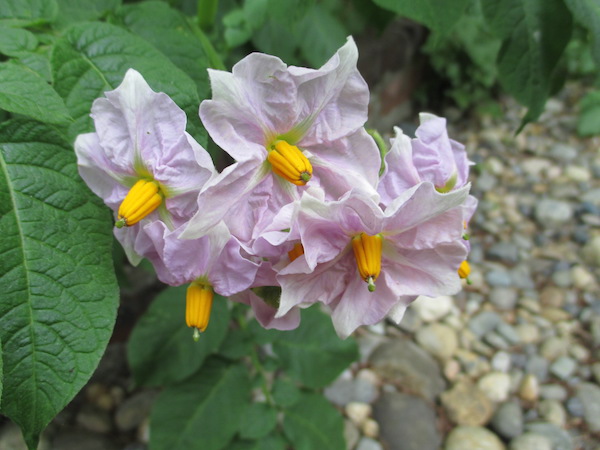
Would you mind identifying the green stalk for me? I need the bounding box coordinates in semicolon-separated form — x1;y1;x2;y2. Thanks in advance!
366;128;388;176
197;0;218;31
187;17;226;71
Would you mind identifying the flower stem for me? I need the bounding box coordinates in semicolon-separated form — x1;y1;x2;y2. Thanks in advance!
187;17;226;71
197;0;218;31
366;128;388;176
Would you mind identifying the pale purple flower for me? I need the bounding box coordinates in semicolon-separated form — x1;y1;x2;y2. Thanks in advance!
378;113;472;206
182;38;380;253
74;69;214;263
275;182;470;338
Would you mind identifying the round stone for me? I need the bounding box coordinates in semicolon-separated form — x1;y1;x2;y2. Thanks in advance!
519;374;539;402
415;323;458;361
478;372;511;402
537;399;566;427
509;432;552;450
445;426;505;450
534;199;573;226
440;380;494;426
490;401;524;439
411;295;454;322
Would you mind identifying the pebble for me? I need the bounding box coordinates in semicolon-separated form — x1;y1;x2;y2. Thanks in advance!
115;390;158;432
486;269;513;287
444;426;505;450
524;422;573;450
410;295;454;322
539;384;568;401
592;362;600;384
356;437;383;450
491;351;511;373
325;375;379;406
362;418;380;439
345;402;372;427
549;356;577;380
538;399;566;427
370;339;446;402
344;420;361;450
477;371;511;402
373;392;441;450
490;401;524;439
534;199;573;226
519;374;539;402
582;235;600;267
571;265;596;290
496;322;521;345
509;432;553;450
575;382;600;432
566;396;585;417
525;355;549;382
539;337;569;361
514;323;540;344
468;311;502;337
440;380;494;426
76;404;112;434
415;323;458;361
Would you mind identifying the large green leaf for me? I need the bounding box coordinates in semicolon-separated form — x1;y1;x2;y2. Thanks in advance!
578;90;600;136
239;402;278;440
481;0;573;125
272;306;358;389
0;120;119;449
0;338;3;408
51;21;206;144
0;26;38;57
115;1;210;101
297;4;347;67
282;392;345;450
150;359;251;450
127;287;230;387
54;0;121;28
372;0;471;35
0;0;57;27
564;0;600;67
0;62;71;125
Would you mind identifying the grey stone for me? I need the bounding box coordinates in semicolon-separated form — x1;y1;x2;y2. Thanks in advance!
415;323;458;362
0;422;51;450
509;433;552;450
539;384;568;401
549;356;577;380
356;437;383;450
440;380;494;426
566;396;585;417
484;331;510;350
525;355;549;382
468;311;502;337
115;390;158;432
444;426;505;450
486;270;513;287
344;420;360;450
51;430;118;450
575;382;600;432
325;377;379;406
491;351;512;373
488;242;520;264
537;399;566;427
496;323;521;345
490;287;519;310
373;392;441;450
370;339;446;401
75;404;112;434
490;401;524;439
534;199;573;226
524;423;573;450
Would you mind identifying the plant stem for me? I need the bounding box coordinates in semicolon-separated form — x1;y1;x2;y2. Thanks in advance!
197;0;218;31
187;17;226;71
366;128;388;176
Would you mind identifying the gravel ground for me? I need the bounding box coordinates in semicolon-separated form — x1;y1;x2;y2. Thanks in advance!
1;83;598;450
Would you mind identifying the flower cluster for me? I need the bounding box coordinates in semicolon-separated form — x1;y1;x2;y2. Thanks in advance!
75;37;476;339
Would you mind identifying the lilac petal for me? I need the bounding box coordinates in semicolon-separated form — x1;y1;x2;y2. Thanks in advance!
290;37;369;146
209;238;260;296
74;132;131;208
378;127;421;206
114;226;143;266
330;271;399;339
231;290;301;330
383;182;469;239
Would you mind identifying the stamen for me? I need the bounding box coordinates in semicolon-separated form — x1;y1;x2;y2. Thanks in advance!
267;140;312;186
117;179;163;227
186;282;214;339
458;260;471;284
288;243;304;262
352;233;382;292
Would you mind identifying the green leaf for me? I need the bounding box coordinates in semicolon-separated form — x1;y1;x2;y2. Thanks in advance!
0;63;71;125
564;0;600;67
372;0;471;35
282;392;345;450
272;377;301;408
229;434;288;450
219;327;253;360
0;0;58;27
150;359;251;450
272;306;358;389
239;402;278;439
578;90;600;136
481;0;573;125
51;21;205;144
0;120;119;449
0;338;3;408
54;0;120;28
128;287;230;387
0;26;38;56
297;4;347;67
115;1;210;101
15;50;53;82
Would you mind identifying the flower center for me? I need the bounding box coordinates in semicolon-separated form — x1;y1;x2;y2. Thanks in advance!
186;282;214;341
288;243;304;262
267;140;312;186
351;233;382;292
435;171;457;193
115;179;163;228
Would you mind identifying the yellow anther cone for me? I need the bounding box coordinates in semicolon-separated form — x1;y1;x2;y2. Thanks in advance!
186;283;214;340
288;243;304;262
352;233;382;292
268;141;312;186
458;260;471;280
116;179;162;228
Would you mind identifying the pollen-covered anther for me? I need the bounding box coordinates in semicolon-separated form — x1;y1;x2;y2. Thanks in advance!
288;243;304;262
458;260;472;285
267;140;312;186
116;179;162;228
352;233;382;292
186;283;214;341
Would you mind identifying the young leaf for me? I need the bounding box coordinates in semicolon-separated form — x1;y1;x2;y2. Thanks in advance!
127;287;230;387
0;338;3;408
229;434;288;450
0;120;119;449
272;306;358;389
0;63;71;125
297;4;347;67
239;402;278;439
150;359;251;450
0;26;38;56
0;0;58;27
272;377;301;408
282;392;345;450
51;21;206;144
53;0;121;28
372;0;471;35
481;0;573;125
578;90;600;136
563;0;600;67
